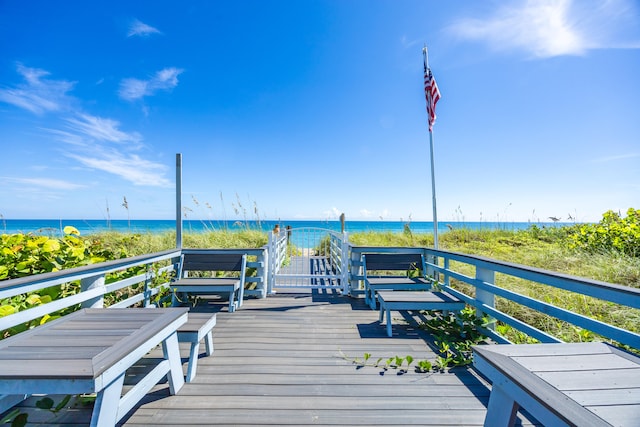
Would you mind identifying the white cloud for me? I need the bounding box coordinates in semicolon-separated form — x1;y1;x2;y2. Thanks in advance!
2;177;85;190
127;19;161;37
1;63;173;189
67;150;171;187
119;67;184;101
448;0;640;58
0;64;75;114
50;115;170;186
65;114;142;146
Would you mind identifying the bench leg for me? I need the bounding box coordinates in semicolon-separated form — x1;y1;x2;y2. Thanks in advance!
484;385;519;427
228;293;236;312
204;330;214;356
91;372;125;427
369;290;377;310
162;332;185;394
385;308;393;337
185;341;201;383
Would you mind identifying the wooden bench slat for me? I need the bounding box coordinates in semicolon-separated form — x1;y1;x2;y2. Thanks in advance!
512;353;640;371
172;253;248;312
376;291;465;337
0;359;95;378
473;343;640;427
0;347;111;360
362;253;433;310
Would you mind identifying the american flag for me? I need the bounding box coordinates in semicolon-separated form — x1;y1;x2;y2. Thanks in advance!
424;65;441;132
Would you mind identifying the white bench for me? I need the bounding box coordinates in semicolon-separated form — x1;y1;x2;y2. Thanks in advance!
362;253;433;310
172;252;247;312
473;342;640;427
177;312;217;382
377;290;465;337
0;308;187;427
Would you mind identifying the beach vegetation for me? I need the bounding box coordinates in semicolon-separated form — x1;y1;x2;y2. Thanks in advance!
1;208;638;345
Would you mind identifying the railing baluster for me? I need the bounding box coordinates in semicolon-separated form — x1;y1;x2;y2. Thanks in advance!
475;267;496;331
80;274;106;308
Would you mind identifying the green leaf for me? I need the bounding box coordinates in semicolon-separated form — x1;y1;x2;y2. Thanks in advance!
36;397;54;410
0;305;17;317
54;395;72;412
25;294;41;306
63;225;80;235
11;413;28;427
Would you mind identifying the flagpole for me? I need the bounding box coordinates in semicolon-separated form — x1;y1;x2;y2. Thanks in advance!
423;45;439;249
428;125;439;249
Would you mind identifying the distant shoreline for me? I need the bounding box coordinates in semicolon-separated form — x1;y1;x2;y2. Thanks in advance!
1;218;575;237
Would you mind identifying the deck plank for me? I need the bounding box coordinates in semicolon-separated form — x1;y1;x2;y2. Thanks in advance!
119;290;535;426
3;290;538;426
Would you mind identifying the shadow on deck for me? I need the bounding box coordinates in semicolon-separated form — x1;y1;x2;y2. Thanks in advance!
7;290;538;426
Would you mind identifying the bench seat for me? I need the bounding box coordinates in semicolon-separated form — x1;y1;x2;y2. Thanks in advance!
0;308;187;427
361;253;433;310
377;290;465;337
172;252;248;312
473;342;640;427
366;277;432;309
177;313;217;382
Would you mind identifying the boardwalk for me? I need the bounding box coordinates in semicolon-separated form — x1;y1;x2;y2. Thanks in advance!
7;289;537;426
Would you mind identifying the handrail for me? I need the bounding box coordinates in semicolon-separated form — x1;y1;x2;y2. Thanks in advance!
1;247;269;334
350;245;640;349
0;249;181;299
0;249;182;333
3;243;638;350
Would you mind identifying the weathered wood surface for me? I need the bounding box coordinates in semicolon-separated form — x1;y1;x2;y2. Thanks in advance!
3;291;538;426
0;308;187;380
474;342;640;427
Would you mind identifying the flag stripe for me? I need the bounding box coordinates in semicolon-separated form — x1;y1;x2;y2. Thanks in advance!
424;66;441;132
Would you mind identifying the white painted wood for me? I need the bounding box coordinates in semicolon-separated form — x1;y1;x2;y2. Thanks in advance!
117;359;171;421
482;381;519;427
91;372;125;427
163;332;185;394
473;343;634;427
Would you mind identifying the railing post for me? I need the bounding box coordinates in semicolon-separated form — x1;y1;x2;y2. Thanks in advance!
143;265;153;307
267;233;275;295
349;245;361;294
341;232;349;294
476;267;496;331
257;248;268;298
80;274;106;308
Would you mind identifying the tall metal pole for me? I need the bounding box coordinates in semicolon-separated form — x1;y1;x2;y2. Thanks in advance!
423;46;439;249
428;129;439;249
176;153;183;249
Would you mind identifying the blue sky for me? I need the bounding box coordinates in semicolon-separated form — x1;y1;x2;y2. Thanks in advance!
1;0;638;223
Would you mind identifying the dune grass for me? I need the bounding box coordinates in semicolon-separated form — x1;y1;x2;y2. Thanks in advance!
82;225;639;345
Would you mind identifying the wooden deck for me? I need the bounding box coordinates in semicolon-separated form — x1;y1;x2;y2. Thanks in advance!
4;290;538;426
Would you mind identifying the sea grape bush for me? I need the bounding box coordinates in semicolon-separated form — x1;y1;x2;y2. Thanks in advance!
566;208;640;257
0;226;108;280
0;227;155;338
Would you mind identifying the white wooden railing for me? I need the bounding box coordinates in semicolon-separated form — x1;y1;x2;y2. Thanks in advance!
349;246;640;349
2;243;638;352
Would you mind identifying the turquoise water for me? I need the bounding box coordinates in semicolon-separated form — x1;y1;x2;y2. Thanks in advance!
1;218;568;237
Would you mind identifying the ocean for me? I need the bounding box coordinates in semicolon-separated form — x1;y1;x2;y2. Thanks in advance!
0;218;567;237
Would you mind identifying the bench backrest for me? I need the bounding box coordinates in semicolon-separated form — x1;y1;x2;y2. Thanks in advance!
362;253;426;276
180;253;246;275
